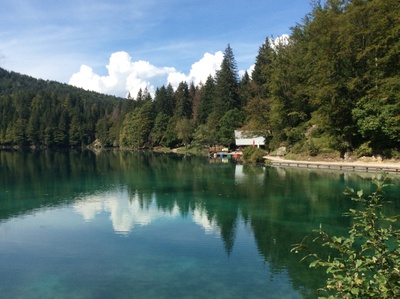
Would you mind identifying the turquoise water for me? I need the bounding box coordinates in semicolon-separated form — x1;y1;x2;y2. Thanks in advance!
1;150;399;299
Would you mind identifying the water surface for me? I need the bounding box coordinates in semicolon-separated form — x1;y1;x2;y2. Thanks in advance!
1;150;399;299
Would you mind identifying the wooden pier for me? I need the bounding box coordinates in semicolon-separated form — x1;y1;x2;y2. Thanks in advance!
266;158;400;174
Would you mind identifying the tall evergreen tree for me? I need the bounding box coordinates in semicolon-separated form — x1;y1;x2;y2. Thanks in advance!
252;38;274;98
238;71;253;109
191;83;202;125
154;84;175;117
214;44;240;118
151;112;170;146
198;75;216;125
174;81;192;119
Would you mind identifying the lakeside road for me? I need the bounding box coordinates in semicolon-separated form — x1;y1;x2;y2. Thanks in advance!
264;156;400;174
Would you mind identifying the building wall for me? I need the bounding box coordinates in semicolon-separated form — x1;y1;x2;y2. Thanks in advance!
234;130;265;147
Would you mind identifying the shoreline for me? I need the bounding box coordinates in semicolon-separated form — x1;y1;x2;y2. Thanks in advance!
265;155;400;173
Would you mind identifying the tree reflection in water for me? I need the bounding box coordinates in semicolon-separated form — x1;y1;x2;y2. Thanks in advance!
1;150;400;298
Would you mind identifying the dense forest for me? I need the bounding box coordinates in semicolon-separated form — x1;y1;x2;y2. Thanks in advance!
1;0;399;157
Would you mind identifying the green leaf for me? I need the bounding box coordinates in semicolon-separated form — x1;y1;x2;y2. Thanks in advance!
351;287;359;295
355;259;362;269
309;260;320;268
343;187;354;196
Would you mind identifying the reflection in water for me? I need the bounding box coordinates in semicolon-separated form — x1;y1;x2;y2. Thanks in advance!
234;164;265;185
73;189;181;234
1;150;400;299
73;188;223;236
192;204;221;235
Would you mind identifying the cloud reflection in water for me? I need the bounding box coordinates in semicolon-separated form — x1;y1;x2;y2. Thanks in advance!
73;187;220;236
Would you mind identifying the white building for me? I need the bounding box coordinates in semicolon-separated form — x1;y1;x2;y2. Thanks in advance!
234;130;265;148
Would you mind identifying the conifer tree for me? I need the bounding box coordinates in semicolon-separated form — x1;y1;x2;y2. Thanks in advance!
215;44;240;118
174;81;192;119
197;75;216;125
252;38;274;98
154;84;175;117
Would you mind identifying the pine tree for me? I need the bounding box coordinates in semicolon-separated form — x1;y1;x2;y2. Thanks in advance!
238;71;253;109
174;82;192;119
252;38;274;98
198;75;216;125
214;44;240;118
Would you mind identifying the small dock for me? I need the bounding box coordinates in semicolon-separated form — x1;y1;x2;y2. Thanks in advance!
209;151;242;159
266;158;400;174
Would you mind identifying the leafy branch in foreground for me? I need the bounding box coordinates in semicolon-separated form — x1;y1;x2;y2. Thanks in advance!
292;173;400;298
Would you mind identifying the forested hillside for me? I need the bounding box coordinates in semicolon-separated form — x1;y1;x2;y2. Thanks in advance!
246;0;400;157
1;0;399;156
0;68;136;148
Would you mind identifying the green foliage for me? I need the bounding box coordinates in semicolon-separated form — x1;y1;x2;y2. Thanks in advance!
242;147;266;164
292;173;400;298
284;125;307;146
174;82;192;119
154;84;175;117
120;101;155;149
151;112;170;147
214;44;240;118
382;149;400;160
300;133;338;156
191;124;208;147
0;68;133;148
353;95;400;150
218;109;245;146
194;111;220;147
162;117;180;148
246;0;400;155
175;118;194;148
354;141;373;157
304;139;320;157
244;95;271;144
193;76;215;126
95;117;113;147
2;0;400;155
252;38;274;97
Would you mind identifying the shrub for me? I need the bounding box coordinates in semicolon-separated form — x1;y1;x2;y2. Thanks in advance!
354;141;373;157
382;149;400;160
306;140;320;156
242;147;266;163
292;173;400;298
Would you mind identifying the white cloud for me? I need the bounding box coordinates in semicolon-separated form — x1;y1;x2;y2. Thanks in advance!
69;65;103;91
166;51;223;89
239;64;255;79
270;34;290;48
167;71;188;89
69;50;225;98
69;51;174;98
187;51;224;85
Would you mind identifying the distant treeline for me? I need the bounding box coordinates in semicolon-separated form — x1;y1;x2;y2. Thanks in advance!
1;0;399;156
0;68;132;148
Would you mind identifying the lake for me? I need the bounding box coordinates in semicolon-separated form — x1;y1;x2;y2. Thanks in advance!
1;150;399;299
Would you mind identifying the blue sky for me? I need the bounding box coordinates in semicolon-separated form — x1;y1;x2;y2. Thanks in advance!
0;0;314;97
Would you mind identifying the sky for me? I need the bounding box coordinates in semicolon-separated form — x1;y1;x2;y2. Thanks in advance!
0;0;314;98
